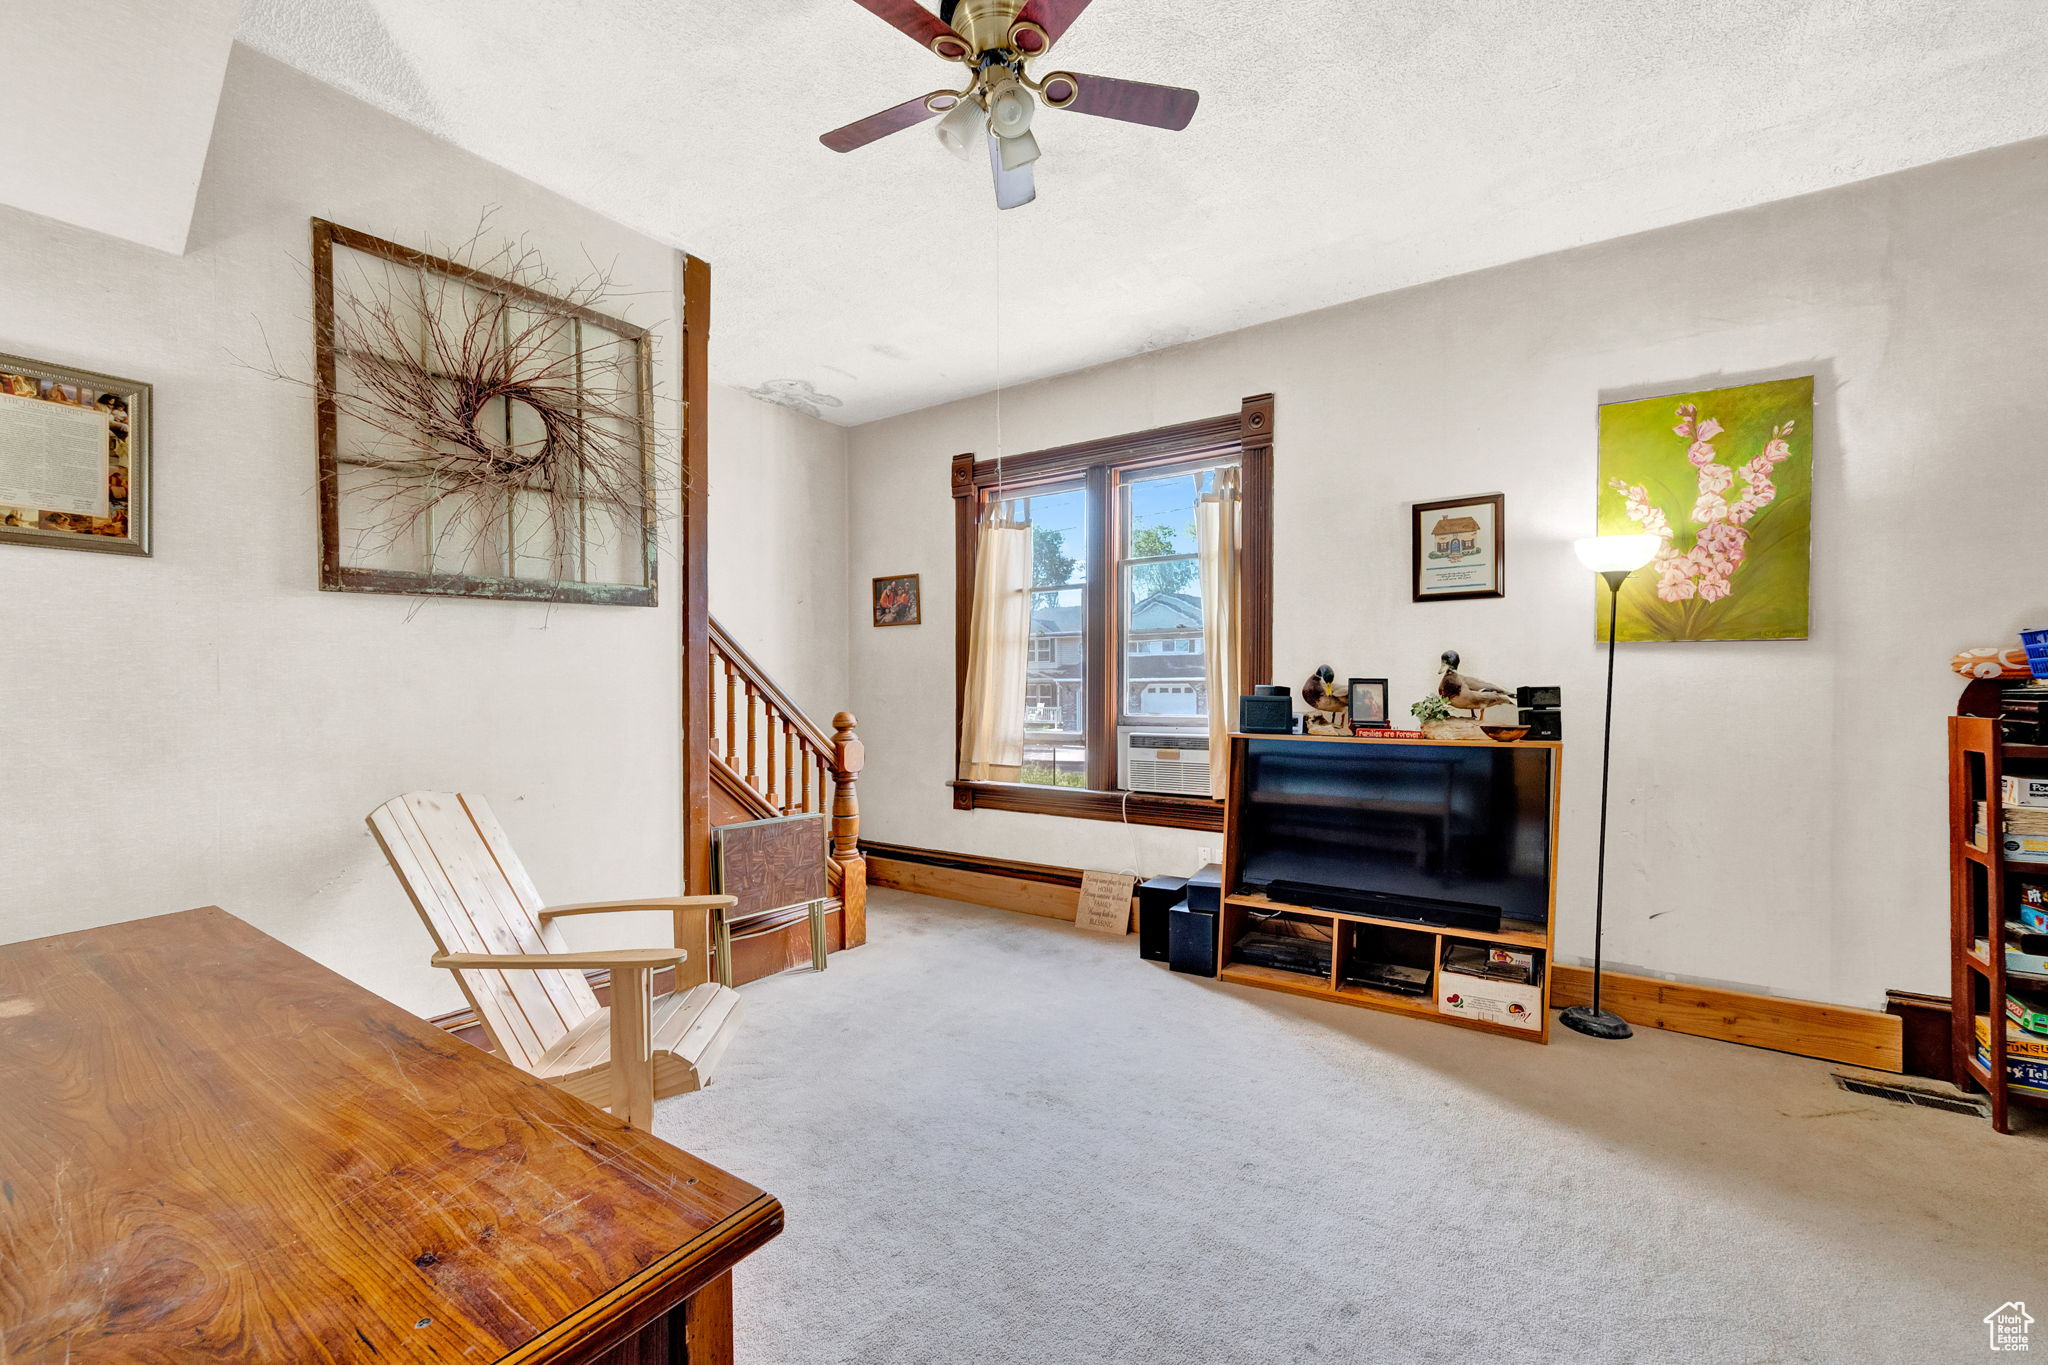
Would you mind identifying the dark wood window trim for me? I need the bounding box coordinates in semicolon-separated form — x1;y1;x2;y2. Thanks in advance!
949;394;1274;832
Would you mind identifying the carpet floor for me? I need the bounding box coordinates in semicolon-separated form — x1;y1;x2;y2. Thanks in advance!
657;890;2047;1365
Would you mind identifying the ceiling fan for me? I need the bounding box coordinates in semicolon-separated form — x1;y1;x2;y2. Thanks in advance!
819;0;1200;210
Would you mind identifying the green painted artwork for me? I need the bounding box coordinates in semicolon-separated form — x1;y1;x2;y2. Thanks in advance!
1596;376;1812;642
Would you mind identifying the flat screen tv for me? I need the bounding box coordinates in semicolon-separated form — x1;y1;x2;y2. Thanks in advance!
1236;739;1553;930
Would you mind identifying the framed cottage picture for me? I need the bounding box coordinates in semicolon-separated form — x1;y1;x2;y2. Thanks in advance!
873;573;920;626
0;353;150;556
1412;493;1503;601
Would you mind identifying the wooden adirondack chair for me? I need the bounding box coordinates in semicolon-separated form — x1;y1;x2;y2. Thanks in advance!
367;791;744;1129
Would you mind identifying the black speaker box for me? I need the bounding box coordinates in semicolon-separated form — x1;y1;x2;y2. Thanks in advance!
1168;901;1217;977
1239;693;1293;734
1186;862;1224;913
1519;708;1562;741
1137;875;1188;963
1516;684;1562;709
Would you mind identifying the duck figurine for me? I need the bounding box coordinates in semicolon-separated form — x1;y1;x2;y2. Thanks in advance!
1437;650;1514;720
1300;665;1351;732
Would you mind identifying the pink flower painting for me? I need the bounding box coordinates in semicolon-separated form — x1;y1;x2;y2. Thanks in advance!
1596;378;1813;641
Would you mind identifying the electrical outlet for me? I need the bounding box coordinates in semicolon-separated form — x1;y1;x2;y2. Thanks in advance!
1196;845;1216;867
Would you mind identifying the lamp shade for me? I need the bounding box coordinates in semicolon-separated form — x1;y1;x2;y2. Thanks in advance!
1573;534;1662;573
997;127;1041;170
934;97;985;159
987;76;1035;139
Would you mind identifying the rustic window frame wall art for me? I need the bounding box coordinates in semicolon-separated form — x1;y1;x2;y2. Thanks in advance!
0;352;151;557
311;218;660;605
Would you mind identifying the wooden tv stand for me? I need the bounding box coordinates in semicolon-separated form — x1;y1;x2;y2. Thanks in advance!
1218;733;1560;1044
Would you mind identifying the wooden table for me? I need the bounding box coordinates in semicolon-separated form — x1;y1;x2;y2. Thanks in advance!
0;907;783;1363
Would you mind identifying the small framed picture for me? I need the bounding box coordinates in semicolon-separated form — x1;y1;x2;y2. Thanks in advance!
1347;678;1389;726
872;573;921;626
0;352;151;557
1412;493;1504;602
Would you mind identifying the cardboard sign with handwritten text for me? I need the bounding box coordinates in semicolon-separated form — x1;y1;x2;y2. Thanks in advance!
1075;871;1137;936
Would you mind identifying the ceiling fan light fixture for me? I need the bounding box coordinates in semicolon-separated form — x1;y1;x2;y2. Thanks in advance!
986;75;1035;139
934;95;985;158
998;127;1041;170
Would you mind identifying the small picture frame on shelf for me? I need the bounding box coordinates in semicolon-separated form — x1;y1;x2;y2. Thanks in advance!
872;573;921;626
1347;678;1389;727
1411;492;1504;602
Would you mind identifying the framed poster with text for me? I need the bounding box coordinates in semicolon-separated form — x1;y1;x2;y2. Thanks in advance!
0;352;150;556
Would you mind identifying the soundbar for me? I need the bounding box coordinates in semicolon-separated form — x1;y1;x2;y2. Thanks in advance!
1260;879;1502;934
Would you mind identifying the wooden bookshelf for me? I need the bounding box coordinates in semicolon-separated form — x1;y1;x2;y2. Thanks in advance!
1216;733;1559;1044
1947;713;2048;1133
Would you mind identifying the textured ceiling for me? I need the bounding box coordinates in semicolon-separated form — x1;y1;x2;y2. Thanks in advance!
240;0;2048;425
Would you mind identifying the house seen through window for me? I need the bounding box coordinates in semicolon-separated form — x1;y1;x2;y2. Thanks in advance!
995;457;1234;788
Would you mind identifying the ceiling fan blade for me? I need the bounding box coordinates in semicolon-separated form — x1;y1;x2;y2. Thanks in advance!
1011;0;1093;52
988;132;1036;210
821;93;951;152
1046;72;1199;131
848;0;972;58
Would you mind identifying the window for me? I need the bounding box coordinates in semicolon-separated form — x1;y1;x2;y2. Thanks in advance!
950;396;1274;829
1120;459;1222;725
1008;482;1088;788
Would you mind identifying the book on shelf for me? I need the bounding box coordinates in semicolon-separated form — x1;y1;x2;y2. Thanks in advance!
1977;1046;2048;1097
2005;806;2048;837
1977;1014;2048;1062
2004;990;2048;1036
2003;774;2048;808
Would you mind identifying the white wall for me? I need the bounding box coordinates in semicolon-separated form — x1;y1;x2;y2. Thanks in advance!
707;384;852;722
0;0;241;253
0;47;848;1018
846;137;2048;1010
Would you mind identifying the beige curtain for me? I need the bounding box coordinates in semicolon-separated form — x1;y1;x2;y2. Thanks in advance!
958;511;1033;782
1197;469;1243;799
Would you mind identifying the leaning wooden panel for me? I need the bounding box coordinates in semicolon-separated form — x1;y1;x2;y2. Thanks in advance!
714;814;830;918
0;907;780;1364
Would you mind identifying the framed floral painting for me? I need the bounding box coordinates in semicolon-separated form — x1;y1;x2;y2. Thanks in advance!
1596;376;1812;642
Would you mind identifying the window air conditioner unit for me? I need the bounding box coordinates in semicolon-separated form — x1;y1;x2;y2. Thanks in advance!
1117;727;1212;797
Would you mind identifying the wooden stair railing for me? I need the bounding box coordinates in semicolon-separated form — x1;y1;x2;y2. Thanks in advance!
708;616;865;949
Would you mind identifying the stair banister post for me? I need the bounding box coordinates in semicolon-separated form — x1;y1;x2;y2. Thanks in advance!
831;713;868;949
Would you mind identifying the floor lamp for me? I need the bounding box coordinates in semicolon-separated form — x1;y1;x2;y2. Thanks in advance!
1560;533;1663;1041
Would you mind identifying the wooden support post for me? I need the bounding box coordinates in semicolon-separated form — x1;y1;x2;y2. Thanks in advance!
722;659;737;768
608;964;655;1130
679;252;713;901
682;1272;736;1365
782;720;796;814
744;683;759;790
831;713;867;948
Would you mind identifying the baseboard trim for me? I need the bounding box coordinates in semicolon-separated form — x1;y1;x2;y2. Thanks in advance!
865;839;1904;1072
1549;966;1900;1072
862;840;1086;921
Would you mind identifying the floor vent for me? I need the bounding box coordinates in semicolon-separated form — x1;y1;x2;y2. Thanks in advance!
1831;1071;1987;1117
